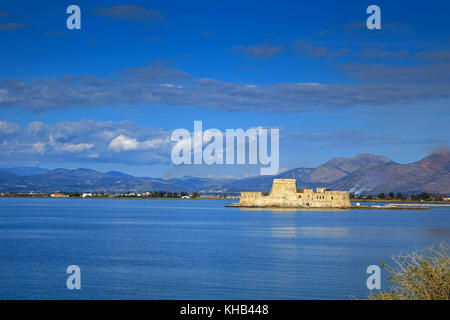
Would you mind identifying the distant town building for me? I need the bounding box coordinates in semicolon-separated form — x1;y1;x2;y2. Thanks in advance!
198;194;221;199
82;193;93;198
50;193;69;198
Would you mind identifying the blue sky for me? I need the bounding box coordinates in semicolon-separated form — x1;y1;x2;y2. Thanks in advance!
0;0;449;177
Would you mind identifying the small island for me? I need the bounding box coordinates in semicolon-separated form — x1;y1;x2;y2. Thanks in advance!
228;179;351;208
227;179;430;210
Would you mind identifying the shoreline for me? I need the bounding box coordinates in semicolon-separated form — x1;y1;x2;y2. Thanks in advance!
350;198;448;204
225;204;430;210
0;195;231;200
1;195;448;205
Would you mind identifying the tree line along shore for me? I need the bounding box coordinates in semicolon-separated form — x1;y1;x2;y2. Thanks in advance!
0;191;448;203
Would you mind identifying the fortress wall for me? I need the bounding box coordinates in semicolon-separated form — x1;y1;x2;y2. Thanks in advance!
240;192;264;206
328;191;350;207
239;180;351;208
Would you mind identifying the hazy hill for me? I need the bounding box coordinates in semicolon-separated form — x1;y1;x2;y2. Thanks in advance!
105;171;135;178
302;153;394;183
0;150;448;194
330;149;450;194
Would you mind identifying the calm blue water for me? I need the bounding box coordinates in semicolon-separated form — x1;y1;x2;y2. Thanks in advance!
0;198;449;299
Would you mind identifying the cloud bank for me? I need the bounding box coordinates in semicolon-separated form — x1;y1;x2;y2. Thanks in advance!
0;120;172;165
1;61;449;113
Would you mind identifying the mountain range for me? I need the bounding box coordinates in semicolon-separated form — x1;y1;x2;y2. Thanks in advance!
0;149;449;194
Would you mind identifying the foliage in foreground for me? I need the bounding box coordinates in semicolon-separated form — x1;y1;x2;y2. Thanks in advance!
370;244;450;300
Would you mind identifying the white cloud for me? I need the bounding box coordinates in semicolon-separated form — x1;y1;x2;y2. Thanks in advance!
1;63;450;113
86;152;100;158
108;135;140;152
32;142;46;154
26;121;46;135
234;44;283;59
0;119;172;165
108;134;167;152
0;120;19;134
60;143;94;153
160;83;183;88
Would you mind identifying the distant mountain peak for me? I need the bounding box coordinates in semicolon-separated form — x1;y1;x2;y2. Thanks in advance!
0;150;448;194
429;149;450;157
352;153;393;163
73;168;97;172
326;153;392;164
413;149;450;170
106;171;134;178
304;153;395;184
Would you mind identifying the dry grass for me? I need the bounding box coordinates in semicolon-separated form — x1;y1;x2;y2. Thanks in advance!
370;244;450;300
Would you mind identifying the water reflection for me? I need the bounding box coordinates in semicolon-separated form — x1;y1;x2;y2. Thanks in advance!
271;226;297;238
422;228;450;238
270;226;350;239
239;208;350;213
298;227;349;238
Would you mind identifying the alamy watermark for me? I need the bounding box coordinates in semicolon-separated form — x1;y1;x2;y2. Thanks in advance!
366;5;381;30
66;265;81;290
171;121;279;175
66;5;81;30
64;5;380;31
366;265;381;290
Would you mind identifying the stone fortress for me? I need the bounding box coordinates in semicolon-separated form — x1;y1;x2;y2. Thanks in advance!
237;179;351;208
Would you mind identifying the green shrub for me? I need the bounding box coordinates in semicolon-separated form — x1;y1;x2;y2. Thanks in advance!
370;244;449;300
